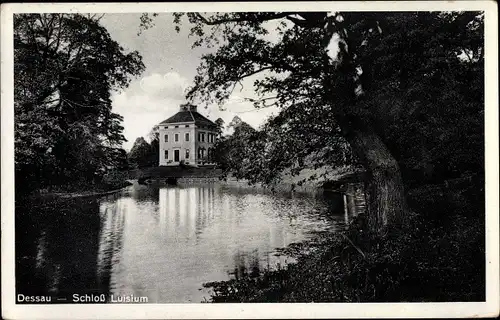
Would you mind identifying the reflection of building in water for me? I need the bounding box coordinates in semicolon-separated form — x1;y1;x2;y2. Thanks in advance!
158;186;296;271
159;187;217;242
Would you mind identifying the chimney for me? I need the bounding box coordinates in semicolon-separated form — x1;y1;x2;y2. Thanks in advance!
179;103;197;112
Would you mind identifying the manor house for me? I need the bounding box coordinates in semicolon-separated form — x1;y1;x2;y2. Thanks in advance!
158;103;217;166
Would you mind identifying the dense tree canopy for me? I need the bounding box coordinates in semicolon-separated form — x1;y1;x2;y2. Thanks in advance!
214;117;225;138
148;126;160;167
128;137;155;169
158;11;484;233
15;13;144;192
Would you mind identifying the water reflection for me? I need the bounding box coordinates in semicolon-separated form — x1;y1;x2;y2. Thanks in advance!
16;184;362;303
16;197;106;300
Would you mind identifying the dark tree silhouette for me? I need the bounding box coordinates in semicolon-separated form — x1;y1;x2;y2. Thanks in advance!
14;13;144;192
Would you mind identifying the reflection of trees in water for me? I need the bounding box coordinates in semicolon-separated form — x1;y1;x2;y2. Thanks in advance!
96;198;127;294
16;197;104;297
230;249;261;279
130;185;160;203
343;183;366;224
228;249;295;280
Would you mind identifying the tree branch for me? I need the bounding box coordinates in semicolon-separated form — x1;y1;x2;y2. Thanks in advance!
194;12;293;25
95;13;106;23
286;13;328;28
236;66;273;80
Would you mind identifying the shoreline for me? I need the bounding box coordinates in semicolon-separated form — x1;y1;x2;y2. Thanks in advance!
43;186;129;199
135;165;365;194
25;182;133;201
202;210;485;303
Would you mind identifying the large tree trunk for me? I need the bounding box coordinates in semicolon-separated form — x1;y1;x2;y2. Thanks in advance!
343;123;408;235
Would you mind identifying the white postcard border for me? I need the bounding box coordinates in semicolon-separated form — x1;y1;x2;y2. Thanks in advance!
2;2;498;319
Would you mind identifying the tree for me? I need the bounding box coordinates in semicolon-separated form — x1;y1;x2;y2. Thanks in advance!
142;12;484;234
213;117;264;178
256;101;355;185
215;117;225;138
165;12;408;234
357;13;484;188
128;137;153;168
14;13;144;191
148;125;160;166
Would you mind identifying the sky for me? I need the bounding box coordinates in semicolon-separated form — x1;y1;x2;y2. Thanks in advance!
100;13;281;150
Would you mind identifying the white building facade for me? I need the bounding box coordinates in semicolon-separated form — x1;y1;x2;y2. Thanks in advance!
158;103;218;166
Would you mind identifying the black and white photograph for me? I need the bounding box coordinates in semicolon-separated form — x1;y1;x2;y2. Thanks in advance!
1;1;498;319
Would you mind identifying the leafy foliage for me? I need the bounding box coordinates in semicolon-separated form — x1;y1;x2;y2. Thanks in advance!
14;13;145;193
213;117;265;182
215;112;354;186
128;137;156;168
344;12;485;187
167;11;483;193
148;125;160;167
214;117;225;138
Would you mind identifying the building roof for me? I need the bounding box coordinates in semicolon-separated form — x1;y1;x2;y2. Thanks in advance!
159;110;216;127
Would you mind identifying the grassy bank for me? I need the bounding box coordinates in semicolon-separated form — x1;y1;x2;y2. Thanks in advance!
25;170;132;198
204;213;484;302
203;182;485;302
127;166;222;180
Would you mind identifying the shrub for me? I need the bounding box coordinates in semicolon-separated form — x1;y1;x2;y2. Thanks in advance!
101;170;132;191
203;212;485;302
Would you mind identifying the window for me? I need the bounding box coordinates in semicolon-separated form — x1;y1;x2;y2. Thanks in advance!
185;125;190;128
175;125;179;128
201;133;205;142
164;134;168;142
185;149;190;159
164;150;168;159
198;147;205;159
185;133;189;141
175;134;179;142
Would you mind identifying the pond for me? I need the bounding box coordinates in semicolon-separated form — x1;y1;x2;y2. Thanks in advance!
15;183;364;303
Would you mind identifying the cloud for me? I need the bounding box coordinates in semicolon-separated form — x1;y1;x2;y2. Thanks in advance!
112;91;178;114
111;90;182;150
139;71;190;100
112;71;191;114
111;71;191;150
